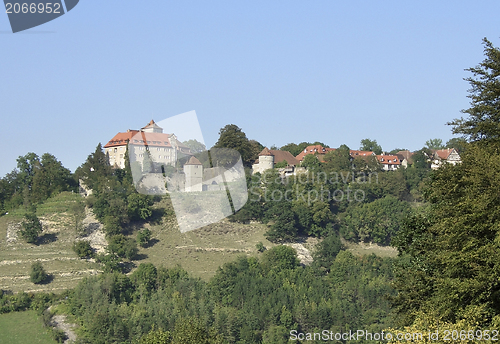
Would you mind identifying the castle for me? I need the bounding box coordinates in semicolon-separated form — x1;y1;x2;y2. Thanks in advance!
104;120;191;169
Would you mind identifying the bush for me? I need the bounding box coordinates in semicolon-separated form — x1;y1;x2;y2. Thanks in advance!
95;253;122;273
73;240;93;258
108;234;138;260
137;229;152;248
256;242;266;252
20;211;43;244
30;262;48;284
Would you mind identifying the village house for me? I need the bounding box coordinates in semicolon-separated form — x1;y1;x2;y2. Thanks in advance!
349;150;375;157
104;120;191;169
295;145;336;163
430;148;461;169
376;154;403;171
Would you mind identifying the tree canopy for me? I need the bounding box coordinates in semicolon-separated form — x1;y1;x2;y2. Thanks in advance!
360;138;382;154
449;38;500;143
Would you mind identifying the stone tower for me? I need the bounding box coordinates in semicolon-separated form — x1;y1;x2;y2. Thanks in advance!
258;147;274;173
141;120;163;133
184;156;203;192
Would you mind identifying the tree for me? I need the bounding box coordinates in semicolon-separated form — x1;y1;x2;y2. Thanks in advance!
30;262;48;284
127;193;153;221
20;210;43;244
142;149;154;173
448;38;500;143
70;198;86;236
107;234;139;260
73;241;93;258
360;138;382;154
445;137;467;153
425;138;444;150
75;144;113;191
132;262;157;293
411;149;431;170
137;228;152;247
339;195;410;245
213;124;252;165
170;317;224;344
248;139;265;163
31;153;73;203
265;206;298;243
182;139;206;153
312;233;343;273
324;145;351;172
392;144;500;328
280;142;311;157
140;327;172;344
261;245;300;272
300;153;321;170
16;152;40;191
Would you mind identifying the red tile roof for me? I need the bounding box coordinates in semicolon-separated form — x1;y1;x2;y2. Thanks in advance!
185;156;202;165
376;154;402;165
269;150;300;166
141;119;162;130
295;145;335;162
433;148;454;160
104;130;140;148
258;147;272;156
350;150;375;157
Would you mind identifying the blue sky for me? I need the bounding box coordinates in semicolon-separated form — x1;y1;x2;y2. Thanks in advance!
1;1;499;177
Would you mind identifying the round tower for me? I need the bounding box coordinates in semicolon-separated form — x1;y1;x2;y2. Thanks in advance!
258;148;274;173
184;156;203;192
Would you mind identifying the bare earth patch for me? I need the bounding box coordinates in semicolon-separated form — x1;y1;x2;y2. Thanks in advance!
6;222;20;244
78;208;107;254
285;243;313;265
50;313;78;343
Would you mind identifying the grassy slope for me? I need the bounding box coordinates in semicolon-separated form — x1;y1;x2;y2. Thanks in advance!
0;311;56;344
0;192;397;292
0;192;101;293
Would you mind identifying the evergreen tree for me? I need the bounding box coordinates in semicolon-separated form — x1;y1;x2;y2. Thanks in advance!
449;38;500;143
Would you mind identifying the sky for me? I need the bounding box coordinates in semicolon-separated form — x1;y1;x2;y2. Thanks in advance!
1;1;499;177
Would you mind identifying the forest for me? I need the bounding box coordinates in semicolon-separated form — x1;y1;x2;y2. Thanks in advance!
0;38;499;343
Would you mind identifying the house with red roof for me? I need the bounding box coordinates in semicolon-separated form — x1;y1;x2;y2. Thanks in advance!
295;145;336;163
376;154;403;171
349;150;376;157
104;120;191;169
430;148;461;170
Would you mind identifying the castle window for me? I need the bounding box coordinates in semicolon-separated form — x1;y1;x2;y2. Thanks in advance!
114;148;117;153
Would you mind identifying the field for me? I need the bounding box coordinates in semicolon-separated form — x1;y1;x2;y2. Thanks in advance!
0;311;56;344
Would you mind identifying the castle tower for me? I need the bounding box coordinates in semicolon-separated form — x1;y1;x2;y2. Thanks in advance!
258;147;274;173
141;120;163;133
184;156;203;192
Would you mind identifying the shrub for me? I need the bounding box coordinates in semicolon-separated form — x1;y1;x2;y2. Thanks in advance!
256;242;266;252
73;240;93;258
30;262;48;284
137;229;152;247
95;253;122;273
20;211;43;244
108;234;138;260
